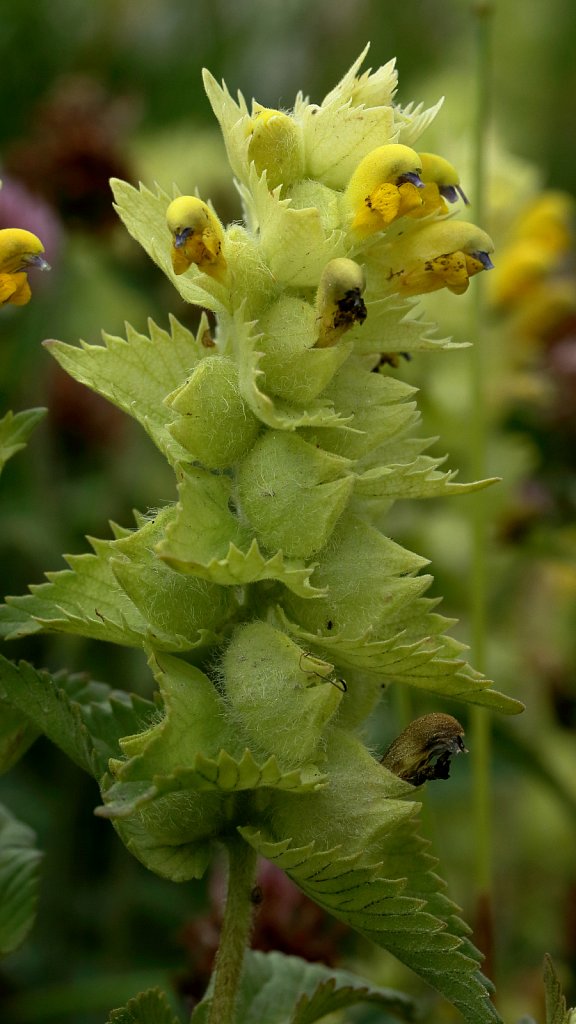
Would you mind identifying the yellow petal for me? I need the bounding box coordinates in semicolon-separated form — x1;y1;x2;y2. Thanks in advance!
0;271;32;306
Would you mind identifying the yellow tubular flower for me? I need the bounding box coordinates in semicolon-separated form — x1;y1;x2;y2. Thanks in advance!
386;220;494;297
418;152;469;206
345;143;424;238
314;257;367;347
0;228;50;307
246;104;304;190
166;196;227;281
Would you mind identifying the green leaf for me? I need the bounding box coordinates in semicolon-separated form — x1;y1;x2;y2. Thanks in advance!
0;803;42;957
3;506;235;651
191;950;416;1024
0;655;155;779
231;309;354;431
0;698;39;773
166;355;260;468
543;955;574;1024
351;297;460;356
237;164;346;286
0;657;94;773
158;466;325;598
241;825;500;1024
99;748;327;820
45;316;209;463
354;454;499;500
301;357;418;461
222;622;342;767
236;432;354;560
0;408;46;476
107;986;181;1024
278;516;523;714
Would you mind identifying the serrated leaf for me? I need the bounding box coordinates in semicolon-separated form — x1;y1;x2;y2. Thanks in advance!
0;656;95;773
100;748;326;820
0;803;42;957
237;431;355;561
157;466;324;597
351;297;458;356
192;950;415;1024
110;178;228;313
0;408;46;476
544;955;574;1024
202;69;250;185
107;986;181;1024
296;46;397;189
240;825;500;1024
237;165;346;286
3;507;234;651
0;698;39;773
97;653;237;882
279;613;522;715
232;309;352;431
395;97;445;146
301;357;418;461
45;316;209;463
0;655;156;780
355;454;499;500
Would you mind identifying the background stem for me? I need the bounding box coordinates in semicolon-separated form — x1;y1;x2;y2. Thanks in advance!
467;0;494;983
469;0;496;979
206;836;258;1024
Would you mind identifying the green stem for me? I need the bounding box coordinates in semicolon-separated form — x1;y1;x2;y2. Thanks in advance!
206;836;258;1024
469;0;495;974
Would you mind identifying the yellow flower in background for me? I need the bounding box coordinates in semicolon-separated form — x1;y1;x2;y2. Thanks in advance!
0;227;50;307
166;195;227;280
489;192;574;311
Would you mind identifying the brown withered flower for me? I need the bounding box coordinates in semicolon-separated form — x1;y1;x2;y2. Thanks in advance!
381;712;467;786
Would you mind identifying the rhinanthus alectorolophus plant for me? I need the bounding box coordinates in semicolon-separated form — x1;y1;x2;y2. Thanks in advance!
0;46;524;1024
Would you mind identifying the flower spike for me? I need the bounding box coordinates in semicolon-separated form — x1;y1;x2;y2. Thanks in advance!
166;196;227;281
0;228;50;307
345;143;424;237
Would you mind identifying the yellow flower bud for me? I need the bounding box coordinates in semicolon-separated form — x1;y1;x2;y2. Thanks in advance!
246;104;304;190
345;143;424;237
0;228;50;307
314;257;367;347
384;220;494;297
166;196;227;281
381;712;467;786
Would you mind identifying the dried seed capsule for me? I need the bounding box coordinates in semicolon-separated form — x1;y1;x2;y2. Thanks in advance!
381;712;467;786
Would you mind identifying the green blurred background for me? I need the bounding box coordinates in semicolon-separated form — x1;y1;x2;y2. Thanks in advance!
1;2;576;1022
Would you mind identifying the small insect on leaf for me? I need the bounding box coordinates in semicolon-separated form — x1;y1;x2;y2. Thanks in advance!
380;712;467;786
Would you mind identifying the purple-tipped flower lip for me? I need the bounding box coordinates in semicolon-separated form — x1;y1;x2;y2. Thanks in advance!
456;184;470;205
397;171;425;189
26;254;51;272
440;184;470;206
471;250;494;271
174;227;193;248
